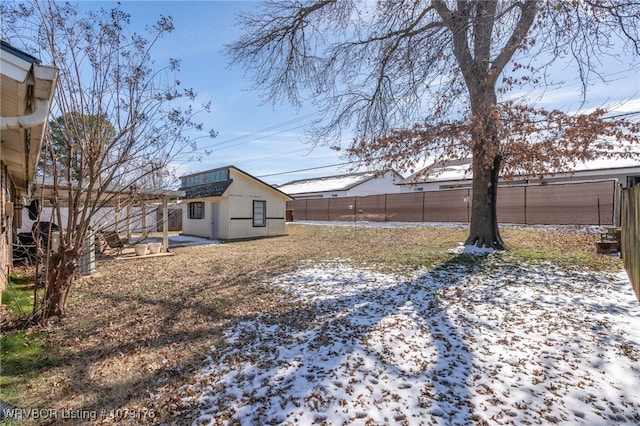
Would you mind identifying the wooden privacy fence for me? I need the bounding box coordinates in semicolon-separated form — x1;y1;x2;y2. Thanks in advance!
156;207;183;232
620;184;640;301
287;179;617;226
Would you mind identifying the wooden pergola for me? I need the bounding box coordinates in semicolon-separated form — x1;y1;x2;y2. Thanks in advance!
32;180;184;252
114;187;184;251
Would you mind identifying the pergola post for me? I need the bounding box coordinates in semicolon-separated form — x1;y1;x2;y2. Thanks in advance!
126;203;132;243
162;197;169;252
114;200;120;233
141;201;147;240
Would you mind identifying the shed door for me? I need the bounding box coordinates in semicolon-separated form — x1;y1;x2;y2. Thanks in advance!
210;202;219;239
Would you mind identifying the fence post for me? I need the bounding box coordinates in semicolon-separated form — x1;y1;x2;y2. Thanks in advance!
354;197;357;223
465;190;471;222
384;194;388;222
524;186;527;225
614;182;620;227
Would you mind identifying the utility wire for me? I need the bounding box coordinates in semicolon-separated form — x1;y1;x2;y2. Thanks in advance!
257;111;640;180
197;94;638;155
192;109;324;153
257;160;359;178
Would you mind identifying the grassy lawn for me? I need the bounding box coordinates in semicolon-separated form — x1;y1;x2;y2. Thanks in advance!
1;273;35;316
0;223;622;424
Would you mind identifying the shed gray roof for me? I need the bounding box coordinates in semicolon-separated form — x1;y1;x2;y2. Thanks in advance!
182;180;233;199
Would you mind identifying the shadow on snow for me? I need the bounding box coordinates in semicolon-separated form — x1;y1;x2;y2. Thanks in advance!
186;254;491;425
183;254;640;425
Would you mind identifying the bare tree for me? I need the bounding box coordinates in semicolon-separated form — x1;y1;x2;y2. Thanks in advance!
1;1;215;321
227;0;640;249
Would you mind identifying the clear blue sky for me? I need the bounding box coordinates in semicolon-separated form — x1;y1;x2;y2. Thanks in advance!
84;1;639;186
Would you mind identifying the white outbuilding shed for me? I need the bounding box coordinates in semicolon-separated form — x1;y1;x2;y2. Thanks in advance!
180;166;293;240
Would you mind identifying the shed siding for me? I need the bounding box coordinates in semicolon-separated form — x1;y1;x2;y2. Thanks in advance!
182;198;213;238
227;170;287;239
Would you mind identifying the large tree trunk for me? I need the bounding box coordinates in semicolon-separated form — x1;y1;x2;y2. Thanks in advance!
465;93;506;250
42;248;77;320
465;148;506;250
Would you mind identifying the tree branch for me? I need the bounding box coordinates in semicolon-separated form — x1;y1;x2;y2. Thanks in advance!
489;1;537;86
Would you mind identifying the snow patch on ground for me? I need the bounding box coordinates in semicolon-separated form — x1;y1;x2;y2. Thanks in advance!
179;257;640;425
291;220;609;235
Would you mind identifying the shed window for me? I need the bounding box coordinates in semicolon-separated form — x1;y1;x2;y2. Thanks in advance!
188;202;204;219
253;200;266;227
182;168;229;188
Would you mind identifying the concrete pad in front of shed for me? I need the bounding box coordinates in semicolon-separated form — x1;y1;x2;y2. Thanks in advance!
168;235;223;248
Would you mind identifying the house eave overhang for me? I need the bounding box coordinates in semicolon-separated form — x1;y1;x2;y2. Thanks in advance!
1;42;58;197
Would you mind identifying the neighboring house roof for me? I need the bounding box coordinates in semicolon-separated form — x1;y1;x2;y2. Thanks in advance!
402;158;472;184
278;170;400;195
1;41;58;197
180;165;293;200
573;157;640;172
402;157;640;185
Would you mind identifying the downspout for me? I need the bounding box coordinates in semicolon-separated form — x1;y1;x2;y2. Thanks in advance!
1;98;51;198
0;99;51;129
